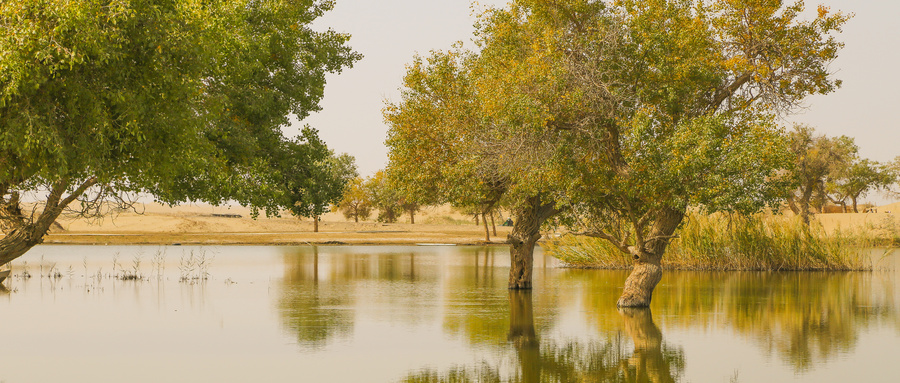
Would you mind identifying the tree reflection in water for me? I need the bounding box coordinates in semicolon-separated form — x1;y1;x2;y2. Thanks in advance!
405;291;684;383
568;270;900;372
274;247;899;379
278;246;355;349
278;246;440;349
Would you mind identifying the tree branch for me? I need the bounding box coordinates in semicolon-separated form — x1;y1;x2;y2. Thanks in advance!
573;230;631;255
710;72;753;111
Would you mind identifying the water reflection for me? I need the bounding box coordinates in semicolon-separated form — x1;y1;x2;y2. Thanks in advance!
280;247;355;348
405;292;684;382
507;291;540;382
1;245;898;382
618;308;684;383
569;270;900;371
273;247;900;381
278;246;446;348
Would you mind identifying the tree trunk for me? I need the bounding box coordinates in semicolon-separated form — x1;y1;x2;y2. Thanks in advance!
482;212;490;242
508;290;540;382
313;215;319;232
1;178;95;266
798;187;813;226
851;196;858;213
409;210;415;224
475;214;479;225
491;212;497;236
508;196;559;290
616;207;683;307
786;196;800;215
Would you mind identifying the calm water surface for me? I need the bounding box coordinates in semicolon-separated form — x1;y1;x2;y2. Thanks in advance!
0;245;898;382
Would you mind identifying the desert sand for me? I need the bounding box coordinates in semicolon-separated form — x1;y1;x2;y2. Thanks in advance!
31;201;900;246
46;203;513;246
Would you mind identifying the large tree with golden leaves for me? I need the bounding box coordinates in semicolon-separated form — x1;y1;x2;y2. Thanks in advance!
386;0;847;302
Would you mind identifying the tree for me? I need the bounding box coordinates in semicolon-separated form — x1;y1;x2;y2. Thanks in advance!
785;125;856;222
890;157;900;199
0;0;361;265
827;158;894;213
385;45;567;287
337;177;372;222
389;0;847;305
276;136;357;232
366;170;401;223
511;0;846;307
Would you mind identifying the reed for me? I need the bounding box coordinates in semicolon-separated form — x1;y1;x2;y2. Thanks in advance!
545;213;881;271
179;249;213;282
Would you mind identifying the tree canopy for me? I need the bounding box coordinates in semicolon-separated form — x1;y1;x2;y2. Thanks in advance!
0;0;361;264
385;0;848;303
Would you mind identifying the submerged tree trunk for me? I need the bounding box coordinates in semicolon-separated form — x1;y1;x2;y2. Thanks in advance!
508;196;559;289
616;207;684;307
0;178;96;266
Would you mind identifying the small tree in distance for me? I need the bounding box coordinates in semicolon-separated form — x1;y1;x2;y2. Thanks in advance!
367;171;401;223
784;125;857;224
828;158;895;213
278;142;357;232
337;177;372;223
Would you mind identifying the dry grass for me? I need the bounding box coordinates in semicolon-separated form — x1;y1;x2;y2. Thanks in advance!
545;213;886;271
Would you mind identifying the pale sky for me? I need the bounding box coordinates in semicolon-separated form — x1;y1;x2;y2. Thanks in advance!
290;0;899;202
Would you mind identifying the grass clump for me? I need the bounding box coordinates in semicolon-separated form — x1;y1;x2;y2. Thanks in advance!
545;213;881;271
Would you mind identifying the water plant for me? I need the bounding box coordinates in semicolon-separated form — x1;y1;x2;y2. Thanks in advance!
150;249;166;280
179;249;213;282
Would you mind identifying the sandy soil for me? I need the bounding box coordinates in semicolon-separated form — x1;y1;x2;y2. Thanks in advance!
814;201;900;233
30;201;900;246
46;203;513;246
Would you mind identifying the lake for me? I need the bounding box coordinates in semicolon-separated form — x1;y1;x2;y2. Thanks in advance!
1;245;898;382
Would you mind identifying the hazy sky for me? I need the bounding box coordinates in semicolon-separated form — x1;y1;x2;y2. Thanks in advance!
291;0;900;189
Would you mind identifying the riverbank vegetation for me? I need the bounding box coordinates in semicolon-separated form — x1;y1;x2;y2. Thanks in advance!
546;213;892;271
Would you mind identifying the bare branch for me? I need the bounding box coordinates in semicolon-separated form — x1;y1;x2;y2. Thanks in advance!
573;230;631;255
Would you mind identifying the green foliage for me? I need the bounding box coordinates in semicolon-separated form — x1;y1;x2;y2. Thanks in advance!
827;158;895;212
366;170;401;223
384;50;517;219
275;130;357;219
783;124;858;218
546;213;878;271
553;0;848;253
386;0;848;264
336;177;371;222
0;0;361;214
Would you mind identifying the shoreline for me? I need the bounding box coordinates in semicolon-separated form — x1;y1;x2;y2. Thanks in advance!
40;226;513;247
